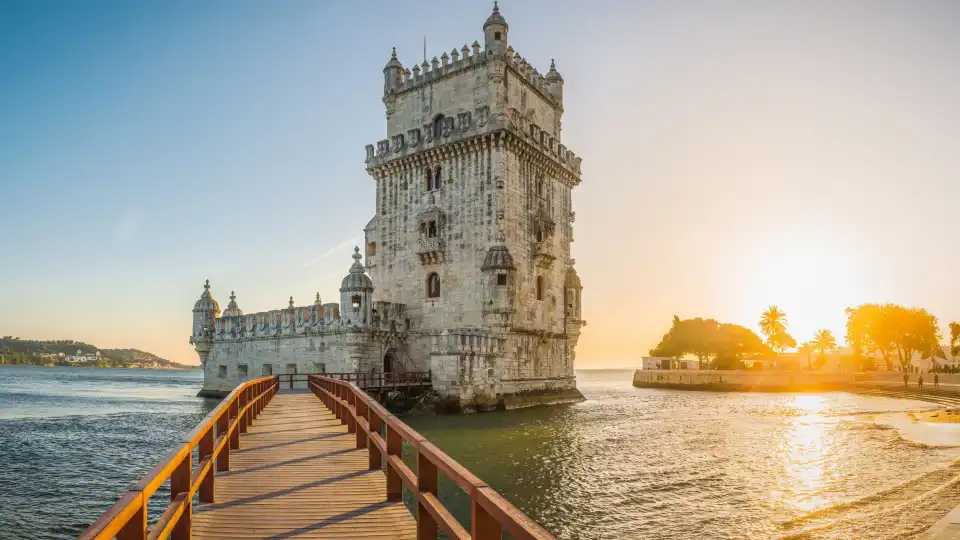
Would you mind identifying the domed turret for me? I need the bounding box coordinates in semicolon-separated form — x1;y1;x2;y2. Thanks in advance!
339;247;375;327
193;279;220;314
546;58;564;103
222;290;243;317
383;47;403;94
481;244;516;270
483;2;508;56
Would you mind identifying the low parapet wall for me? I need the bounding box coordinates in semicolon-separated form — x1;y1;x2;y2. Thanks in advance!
632;370;860;392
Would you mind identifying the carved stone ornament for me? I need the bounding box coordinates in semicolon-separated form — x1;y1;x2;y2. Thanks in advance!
442;117;454;137
408;128;421;147
423;123;434;143
457;111;471;133
392;134;404;153
558;144;567;162
573;156;582;173
365;144;374;163
476;106;490;127
376;139;389;158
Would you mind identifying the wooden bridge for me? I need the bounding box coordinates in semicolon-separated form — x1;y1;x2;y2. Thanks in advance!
79;375;553;540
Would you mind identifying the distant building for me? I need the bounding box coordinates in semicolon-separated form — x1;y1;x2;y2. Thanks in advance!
642;357;700;370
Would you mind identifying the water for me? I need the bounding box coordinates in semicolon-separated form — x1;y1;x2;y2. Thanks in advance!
1;366;958;539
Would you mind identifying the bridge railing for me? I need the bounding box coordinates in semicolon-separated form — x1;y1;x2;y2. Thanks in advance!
308;374;554;540
79;376;279;540
278;371;431;390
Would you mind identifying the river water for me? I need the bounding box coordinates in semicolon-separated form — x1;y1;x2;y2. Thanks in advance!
1;366;958;539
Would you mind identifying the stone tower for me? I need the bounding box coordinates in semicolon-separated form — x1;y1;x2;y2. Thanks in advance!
363;3;586;409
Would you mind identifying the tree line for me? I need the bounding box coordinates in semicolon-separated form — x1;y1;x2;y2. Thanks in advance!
649;303;960;372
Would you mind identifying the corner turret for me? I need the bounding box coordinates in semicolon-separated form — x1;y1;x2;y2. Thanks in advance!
546;58;564;104
339;247;375;327
483;2;508;56
190;279;220;365
383;47;403;95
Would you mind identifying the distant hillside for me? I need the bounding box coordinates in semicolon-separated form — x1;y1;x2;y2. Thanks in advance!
0;337;197;369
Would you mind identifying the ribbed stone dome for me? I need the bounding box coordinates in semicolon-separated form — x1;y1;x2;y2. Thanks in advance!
483;2;508;30
193;280;220;313
481;244;516;270
221;291;243;317
340;247;374;291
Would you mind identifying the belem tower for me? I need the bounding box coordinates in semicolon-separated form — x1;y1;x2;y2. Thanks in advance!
190;4;586;412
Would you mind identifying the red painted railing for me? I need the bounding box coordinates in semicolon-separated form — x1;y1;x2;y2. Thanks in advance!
308;374;555;540
78;376;279;540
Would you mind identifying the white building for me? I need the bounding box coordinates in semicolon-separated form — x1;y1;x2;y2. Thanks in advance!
191;4;586;412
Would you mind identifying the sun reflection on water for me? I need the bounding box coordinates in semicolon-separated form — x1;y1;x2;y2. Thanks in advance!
777;394;839;512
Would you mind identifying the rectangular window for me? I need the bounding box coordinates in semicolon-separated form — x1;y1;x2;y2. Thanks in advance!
262;364;273;376
497;274;507;286
238;364;248;379
218;365;227;378
313;362;326;373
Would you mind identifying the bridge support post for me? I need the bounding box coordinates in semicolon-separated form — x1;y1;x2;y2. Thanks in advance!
216;411;230;471
229;399;240;450
386;424;402;501
472;498;500;540
116;491;147;540
170;454;191;540
199;429;215;503
417;452;439;540
356;399;368;449
346;391;357;434
368;410;382;470
238;389;248;434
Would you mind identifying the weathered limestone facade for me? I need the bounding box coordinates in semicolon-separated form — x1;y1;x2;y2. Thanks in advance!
191;4;586;411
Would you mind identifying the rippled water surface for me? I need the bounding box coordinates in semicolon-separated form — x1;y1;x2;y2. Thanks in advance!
2;366;958;539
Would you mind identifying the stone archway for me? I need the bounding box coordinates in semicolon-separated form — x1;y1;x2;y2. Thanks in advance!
383;350;399;374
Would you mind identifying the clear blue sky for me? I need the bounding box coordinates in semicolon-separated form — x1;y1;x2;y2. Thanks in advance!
2;0;959;366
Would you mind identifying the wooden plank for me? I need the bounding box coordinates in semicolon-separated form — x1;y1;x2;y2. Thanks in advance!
192;392;416;539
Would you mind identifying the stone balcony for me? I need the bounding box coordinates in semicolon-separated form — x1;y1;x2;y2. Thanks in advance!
417;236;444;265
533;240;555;268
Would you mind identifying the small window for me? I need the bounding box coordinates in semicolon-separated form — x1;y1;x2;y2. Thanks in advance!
536;228;544;242
313;362;326;374
351;295;362;310
427;220;438;238
536;177;544;197
427;273;441;298
494;31;501;40
497;273;507;286
536;276;545;301
367;242;376;256
435;166;442;189
433;115;444;139
218;365;227;378
262;364;273;376
426;169;433;191
238;364;248;379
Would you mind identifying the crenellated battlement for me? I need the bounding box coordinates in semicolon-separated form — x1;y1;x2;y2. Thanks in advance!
385;44;561;109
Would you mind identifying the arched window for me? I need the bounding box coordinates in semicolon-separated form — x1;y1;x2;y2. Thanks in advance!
497;273;507;286
419;222;427;235
427;273;441;298
536;227;544;243
434;166;442;189
535;177;544;197
427;220;438;238
433;115;444;140
351;295;361;311
426;169;433;191
536;276;544;301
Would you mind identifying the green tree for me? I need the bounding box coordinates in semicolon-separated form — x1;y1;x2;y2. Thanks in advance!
759;306;786;343
812;329;837;369
714;324;771;369
768;332;797;356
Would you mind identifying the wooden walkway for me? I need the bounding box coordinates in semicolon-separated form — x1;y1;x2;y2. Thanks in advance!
192;391;416;539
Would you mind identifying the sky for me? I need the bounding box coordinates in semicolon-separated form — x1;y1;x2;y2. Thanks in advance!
1;0;959;367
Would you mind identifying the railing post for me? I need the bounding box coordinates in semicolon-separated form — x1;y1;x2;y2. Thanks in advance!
238;387;248;434
417;450;439;540
216;411;230;471
229;396;240;450
199;428;215;503
368;410;382;470
385;423;402;502
116;492;147;540
355;398;367;449
170;454;191;540
472;497;500;540
346;389;357;434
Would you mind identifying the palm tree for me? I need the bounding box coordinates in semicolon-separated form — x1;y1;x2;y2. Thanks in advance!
797;341;815;370
759;306;787;345
813;329;837;369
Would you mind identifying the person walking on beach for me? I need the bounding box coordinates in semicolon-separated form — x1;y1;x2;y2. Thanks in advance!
904;372;909;388
918;374;924;389
935;373;939;388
